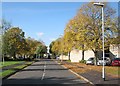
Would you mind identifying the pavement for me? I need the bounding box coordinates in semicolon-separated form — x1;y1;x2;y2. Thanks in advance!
62;61;120;86
2;59;92;86
80;70;120;85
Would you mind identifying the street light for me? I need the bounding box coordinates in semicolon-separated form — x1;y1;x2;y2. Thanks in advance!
94;2;105;81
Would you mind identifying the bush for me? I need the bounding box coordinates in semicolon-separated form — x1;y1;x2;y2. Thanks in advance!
67;60;71;62
79;60;86;64
4;56;14;61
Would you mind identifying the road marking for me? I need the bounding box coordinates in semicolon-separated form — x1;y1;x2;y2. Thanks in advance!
41;73;45;80
41;62;46;80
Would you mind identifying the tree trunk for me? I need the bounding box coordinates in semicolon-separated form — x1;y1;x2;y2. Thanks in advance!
68;52;70;60
82;45;84;60
94;51;98;65
82;50;84;60
2;54;5;63
23;54;25;59
13;51;16;59
92;49;98;65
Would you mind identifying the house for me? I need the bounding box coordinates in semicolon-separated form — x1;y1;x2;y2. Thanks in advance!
59;55;69;60
58;44;119;62
70;49;81;62
58;49;101;62
70;49;95;62
110;44;120;58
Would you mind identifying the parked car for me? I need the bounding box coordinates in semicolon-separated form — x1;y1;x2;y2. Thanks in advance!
111;58;120;66
97;57;111;66
86;57;94;65
56;56;60;60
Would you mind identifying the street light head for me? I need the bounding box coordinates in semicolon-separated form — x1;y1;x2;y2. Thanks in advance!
93;2;104;6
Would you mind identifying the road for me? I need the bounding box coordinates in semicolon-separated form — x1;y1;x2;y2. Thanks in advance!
2;59;92;86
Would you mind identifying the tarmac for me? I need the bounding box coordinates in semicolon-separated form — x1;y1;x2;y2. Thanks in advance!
2;59;91;86
2;59;120;86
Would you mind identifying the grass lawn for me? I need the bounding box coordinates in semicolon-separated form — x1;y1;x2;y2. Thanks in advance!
25;62;33;65
67;60;71;62
14;62;33;69
63;62;120;78
0;70;15;78
14;65;27;69
0;61;33;78
0;61;24;68
105;66;120;76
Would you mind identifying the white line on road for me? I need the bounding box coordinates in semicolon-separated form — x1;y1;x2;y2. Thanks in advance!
41;72;45;80
41;62;46;80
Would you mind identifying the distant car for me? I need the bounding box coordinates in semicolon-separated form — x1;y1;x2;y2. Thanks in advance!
111;58;120;66
56;56;59;60
97;57;111;66
86;57;94;65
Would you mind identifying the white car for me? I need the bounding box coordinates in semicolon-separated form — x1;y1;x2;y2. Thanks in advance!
86;57;94;65
97;57;111;66
56;56;60;60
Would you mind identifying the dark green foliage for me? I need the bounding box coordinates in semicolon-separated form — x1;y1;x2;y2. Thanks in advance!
79;60;86;64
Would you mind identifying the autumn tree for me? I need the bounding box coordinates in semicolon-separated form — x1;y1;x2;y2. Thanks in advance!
2;27;25;59
63;17;90;60
110;16;120;45
0;19;12;60
49;41;56;56
50;38;62;56
63;2;118;65
35;44;47;58
62;23;77;60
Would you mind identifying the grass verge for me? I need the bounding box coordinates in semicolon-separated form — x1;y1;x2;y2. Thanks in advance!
1;61;33;79
105;66;120;76
63;62;120;78
14;65;27;69
14;62;33;69
0;61;24;68
0;70;15;78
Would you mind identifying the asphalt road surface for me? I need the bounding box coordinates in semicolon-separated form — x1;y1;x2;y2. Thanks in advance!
2;59;92;86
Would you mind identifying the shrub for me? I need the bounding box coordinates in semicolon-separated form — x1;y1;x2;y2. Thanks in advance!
67;60;71;62
79;60;86;64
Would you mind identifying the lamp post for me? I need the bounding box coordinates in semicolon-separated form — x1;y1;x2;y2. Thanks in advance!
94;2;105;81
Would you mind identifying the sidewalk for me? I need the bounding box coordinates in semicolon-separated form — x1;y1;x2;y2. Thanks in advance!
80;69;120;85
62;61;120;86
